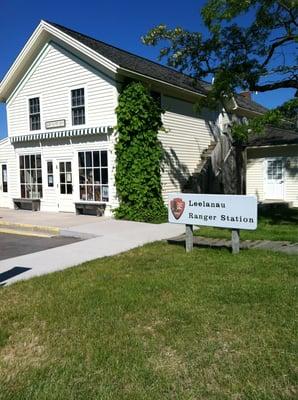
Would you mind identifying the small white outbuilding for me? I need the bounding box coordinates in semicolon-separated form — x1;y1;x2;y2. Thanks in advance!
246;126;298;207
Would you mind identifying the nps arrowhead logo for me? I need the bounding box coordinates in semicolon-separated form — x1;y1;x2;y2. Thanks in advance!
170;197;185;220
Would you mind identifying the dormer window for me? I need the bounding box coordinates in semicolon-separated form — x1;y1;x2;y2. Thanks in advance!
71;88;85;125
29;97;41;131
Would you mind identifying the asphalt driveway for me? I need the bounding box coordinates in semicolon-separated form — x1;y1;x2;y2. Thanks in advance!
0;233;81;261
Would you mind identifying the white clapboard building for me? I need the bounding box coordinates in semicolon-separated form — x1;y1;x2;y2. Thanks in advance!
0;20;270;215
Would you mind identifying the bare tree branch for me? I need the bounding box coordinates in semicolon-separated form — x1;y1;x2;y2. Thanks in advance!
252;79;298;91
261;35;295;68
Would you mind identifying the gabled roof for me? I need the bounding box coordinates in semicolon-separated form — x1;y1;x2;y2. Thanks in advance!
48;22;267;115
235;94;268;115
46;21;210;96
0;20;268;116
248;126;298;147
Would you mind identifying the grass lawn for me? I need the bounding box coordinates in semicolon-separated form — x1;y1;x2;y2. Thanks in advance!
0;243;297;399
194;206;298;243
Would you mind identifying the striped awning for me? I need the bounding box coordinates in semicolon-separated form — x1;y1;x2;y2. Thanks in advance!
10;126;114;143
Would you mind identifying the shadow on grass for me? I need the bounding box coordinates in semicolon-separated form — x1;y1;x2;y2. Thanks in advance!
167;238;249;253
259;204;298;225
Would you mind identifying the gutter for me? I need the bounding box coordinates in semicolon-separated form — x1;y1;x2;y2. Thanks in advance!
118;67;206;98
248;143;298;149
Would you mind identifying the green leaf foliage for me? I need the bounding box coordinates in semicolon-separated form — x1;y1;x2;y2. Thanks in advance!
231;98;298;143
142;0;298;105
114;82;167;223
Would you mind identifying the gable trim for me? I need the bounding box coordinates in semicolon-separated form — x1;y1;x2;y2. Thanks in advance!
7;42;52;105
0;20;119;102
7;40;117;106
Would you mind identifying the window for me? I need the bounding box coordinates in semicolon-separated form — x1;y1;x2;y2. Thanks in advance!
71;88;85;125
78;150;108;202
59;162;72;194
20;155;42;198
1;164;8;193
29;97;41;130
150;91;161;107
47;161;54;187
267;159;283;180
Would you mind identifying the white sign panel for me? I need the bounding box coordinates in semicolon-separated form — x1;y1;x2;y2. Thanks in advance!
168;193;257;230
45;119;66;129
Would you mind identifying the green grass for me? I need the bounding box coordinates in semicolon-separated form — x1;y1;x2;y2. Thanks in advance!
194;206;298;243
0;243;297;399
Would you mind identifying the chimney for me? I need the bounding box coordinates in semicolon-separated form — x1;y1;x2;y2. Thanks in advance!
240;91;251;100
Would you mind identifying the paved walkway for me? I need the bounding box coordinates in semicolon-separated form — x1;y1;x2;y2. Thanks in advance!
0;208;104;228
169;235;298;255
0;209;297;286
0;218;185;286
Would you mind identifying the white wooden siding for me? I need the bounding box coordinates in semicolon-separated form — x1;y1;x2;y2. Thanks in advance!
0;138;17;208
0;136;117;214
159;95;214;199
247;146;298;207
7;42;117;137
246;156;265;201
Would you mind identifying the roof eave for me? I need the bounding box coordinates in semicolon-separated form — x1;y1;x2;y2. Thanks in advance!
234;106;265;117
248;142;298;148
118;67;206;98
0;22;46;101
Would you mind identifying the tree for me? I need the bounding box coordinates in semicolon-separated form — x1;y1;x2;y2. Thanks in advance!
143;0;298;106
143;1;297;195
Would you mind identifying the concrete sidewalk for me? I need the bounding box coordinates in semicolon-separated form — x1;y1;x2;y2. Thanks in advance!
0;208;105;229
0;218;185;286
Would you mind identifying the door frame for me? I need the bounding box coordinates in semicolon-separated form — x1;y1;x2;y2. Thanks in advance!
56;158;74;212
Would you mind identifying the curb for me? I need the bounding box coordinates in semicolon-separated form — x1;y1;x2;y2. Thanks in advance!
0;220;60;235
0;227;53;238
59;229;99;240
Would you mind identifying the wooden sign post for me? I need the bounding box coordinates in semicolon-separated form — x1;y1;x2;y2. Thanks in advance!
168;193;257;254
231;229;240;254
185;224;193;252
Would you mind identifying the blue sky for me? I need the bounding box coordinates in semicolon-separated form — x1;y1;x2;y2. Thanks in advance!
0;0;295;138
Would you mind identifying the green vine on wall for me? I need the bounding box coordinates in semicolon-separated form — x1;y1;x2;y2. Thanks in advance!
114;82;167;223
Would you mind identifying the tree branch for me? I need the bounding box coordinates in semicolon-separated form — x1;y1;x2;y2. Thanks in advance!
252;79;298;91
261;35;295;68
277;1;298;27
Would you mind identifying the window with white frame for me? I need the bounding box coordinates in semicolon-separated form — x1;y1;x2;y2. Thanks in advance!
78;151;109;202
20;155;43;198
29;97;41;131
267;159;283;180
1;164;8;193
71;88;85;125
59;161;73;194
47;161;54;187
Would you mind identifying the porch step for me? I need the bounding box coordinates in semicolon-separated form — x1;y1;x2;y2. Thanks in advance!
193;142;216;174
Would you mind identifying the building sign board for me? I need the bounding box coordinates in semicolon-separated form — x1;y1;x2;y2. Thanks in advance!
45;119;66;129
168;193;257;230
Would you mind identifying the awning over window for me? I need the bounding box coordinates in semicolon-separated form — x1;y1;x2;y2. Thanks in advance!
10;126;114;143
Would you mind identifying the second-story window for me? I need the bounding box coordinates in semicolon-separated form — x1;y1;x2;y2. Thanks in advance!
29;97;41;131
71;88;85;125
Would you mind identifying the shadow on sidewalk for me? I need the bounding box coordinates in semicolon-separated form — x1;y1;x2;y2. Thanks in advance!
0;266;31;286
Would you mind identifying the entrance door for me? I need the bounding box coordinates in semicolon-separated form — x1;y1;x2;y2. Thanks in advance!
265;158;284;200
58;161;74;212
0;163;9;208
